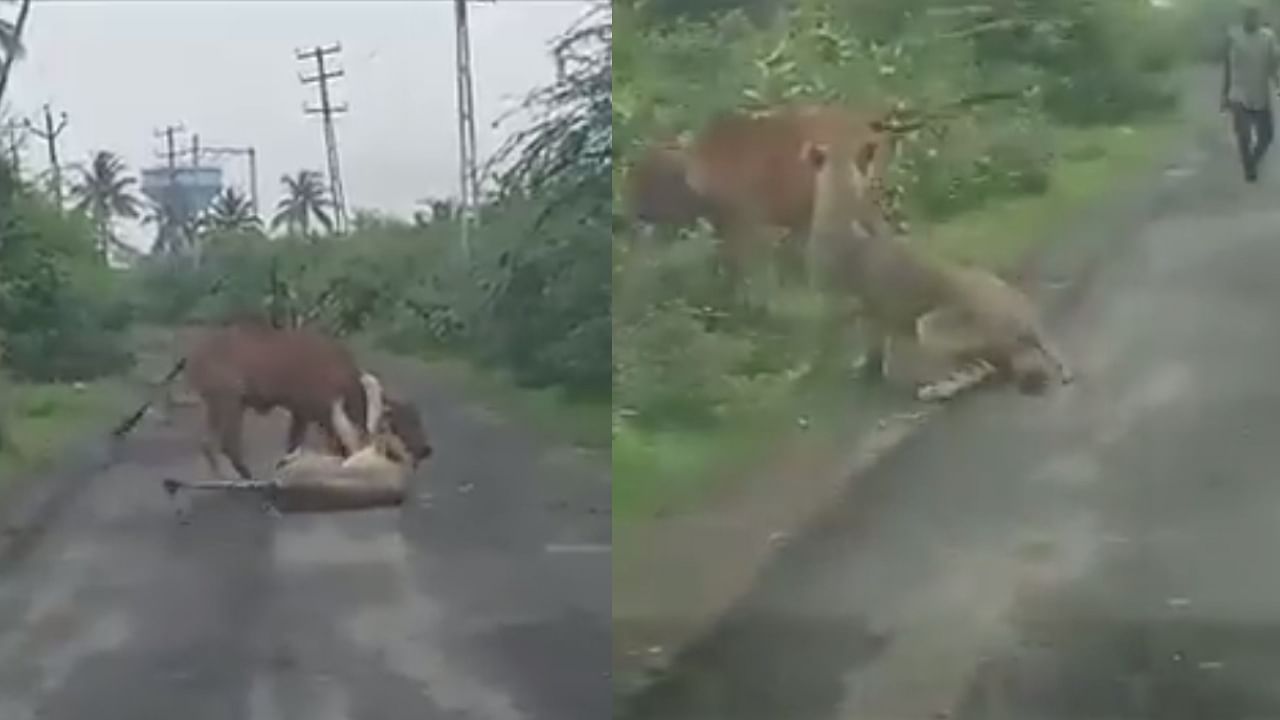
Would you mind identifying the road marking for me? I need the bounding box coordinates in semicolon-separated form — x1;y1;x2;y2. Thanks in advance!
544;543;611;555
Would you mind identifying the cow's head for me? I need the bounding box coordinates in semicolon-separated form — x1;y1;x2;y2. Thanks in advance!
382;396;433;467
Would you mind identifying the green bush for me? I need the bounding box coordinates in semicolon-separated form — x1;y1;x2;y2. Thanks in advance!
0;172;135;382
614;299;755;428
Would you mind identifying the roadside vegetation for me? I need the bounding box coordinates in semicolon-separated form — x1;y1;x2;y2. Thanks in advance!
0;1;610;482
613;0;1222;522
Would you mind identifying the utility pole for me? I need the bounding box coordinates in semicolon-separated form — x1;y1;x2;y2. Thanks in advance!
453;0;482;258
154;123;185;170
23;103;67;207
189;133;200;166
296;43;349;234
201;144;259;215
151;123;186;253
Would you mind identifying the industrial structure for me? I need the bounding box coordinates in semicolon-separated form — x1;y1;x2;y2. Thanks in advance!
140;124;221;255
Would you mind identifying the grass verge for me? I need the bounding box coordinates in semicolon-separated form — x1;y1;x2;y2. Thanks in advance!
0;379;135;484
406;356;611;452
613;116;1187;525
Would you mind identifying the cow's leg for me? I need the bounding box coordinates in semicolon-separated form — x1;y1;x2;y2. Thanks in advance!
317;414;350;457
200;402;230;481
210;399;252;480
277;413;308;468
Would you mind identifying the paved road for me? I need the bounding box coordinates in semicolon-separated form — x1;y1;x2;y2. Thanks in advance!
0;353;610;720
621;91;1280;717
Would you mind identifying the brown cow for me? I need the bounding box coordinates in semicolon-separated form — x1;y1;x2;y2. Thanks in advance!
622;104;902;293
622;92;1022;296
183;321;431;481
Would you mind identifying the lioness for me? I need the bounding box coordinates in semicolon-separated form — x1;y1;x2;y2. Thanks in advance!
164;373;415;516
802;139;1073;401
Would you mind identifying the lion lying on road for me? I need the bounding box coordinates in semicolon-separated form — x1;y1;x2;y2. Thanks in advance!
802;139;1073;401
163;373;416;517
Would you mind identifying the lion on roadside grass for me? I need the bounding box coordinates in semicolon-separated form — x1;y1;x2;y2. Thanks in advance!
801;138;1074;402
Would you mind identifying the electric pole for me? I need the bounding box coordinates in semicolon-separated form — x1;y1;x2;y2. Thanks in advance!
153;123;185;170
453;0;482;258
296;43;349;234
151;123;186;253
23;103;67;207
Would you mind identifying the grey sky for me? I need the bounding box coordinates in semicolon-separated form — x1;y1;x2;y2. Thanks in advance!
5;0;593;249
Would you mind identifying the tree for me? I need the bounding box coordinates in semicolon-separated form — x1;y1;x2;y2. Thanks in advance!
201;187;261;234
271;170;333;237
481;1;612;396
143;201;200;256
68;150;142;261
0;0;32;108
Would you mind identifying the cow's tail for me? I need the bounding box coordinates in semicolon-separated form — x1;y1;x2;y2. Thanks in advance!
110;356;188;440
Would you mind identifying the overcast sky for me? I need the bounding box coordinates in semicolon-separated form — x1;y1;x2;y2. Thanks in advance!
5;0;593;249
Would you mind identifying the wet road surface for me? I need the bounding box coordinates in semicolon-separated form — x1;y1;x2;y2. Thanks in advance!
0;354;610;720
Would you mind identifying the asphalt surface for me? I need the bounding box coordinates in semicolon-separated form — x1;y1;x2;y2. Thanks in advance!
621;93;1280;718
0;353;610;720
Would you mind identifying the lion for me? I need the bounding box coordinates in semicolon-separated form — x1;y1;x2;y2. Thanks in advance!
126;320;431;482
801;138;1073;401
163;373;417;517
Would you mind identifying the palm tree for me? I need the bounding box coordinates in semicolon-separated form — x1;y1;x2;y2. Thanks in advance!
271;170;333;237
143;201;200;256
0;0;32;108
68;150;142;260
201;187;261;234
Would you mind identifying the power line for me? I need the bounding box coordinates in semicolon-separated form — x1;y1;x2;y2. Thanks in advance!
23;103;68;207
200;144;259;216
296;43;349;234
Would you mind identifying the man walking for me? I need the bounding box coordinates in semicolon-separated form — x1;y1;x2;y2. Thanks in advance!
1223;2;1280;183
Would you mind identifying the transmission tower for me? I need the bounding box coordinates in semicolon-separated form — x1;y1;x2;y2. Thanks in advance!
296;43;350;234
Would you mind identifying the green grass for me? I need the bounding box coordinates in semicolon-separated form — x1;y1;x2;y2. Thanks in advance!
613;115;1188;524
414;357;611;452
348;334;610;452
0;380;134;483
923;119;1185;270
